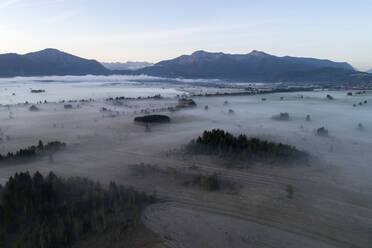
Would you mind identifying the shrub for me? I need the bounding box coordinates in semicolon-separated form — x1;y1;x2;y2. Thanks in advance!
316;127;329;137
29;105;39;111
192;173;220;191
176;98;196;109
285;184;294;199
272;112;290;121
326;94;334;100
357;123;365;131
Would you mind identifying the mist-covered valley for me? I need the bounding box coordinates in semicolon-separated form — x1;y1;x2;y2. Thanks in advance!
1;75;372;248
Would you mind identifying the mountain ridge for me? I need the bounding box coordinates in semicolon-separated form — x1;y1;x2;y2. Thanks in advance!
153;50;353;70
138;50;355;81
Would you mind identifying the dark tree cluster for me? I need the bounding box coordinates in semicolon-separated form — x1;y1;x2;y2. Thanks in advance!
355;91;367;95
357;123;365;131
134;114;170;124
191;173;220;191
185;129;308;163
106;94;162;102
326;94;334;100
63;104;73;109
0;171;154;248
30;89;45;93
192;87;315;98
272;112;290;121
43;141;66;152
176;98;196;109
353;100;368;107
285;184;294;199
0;140;66;163
59;99;94;103
29;105;39;111
315;127;329;137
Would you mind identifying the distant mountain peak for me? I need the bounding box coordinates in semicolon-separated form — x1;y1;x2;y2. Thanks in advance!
248;50;271;58
190;50;224;57
40;48;61;53
191;50;208;55
191;50;272;58
0;48;108;77
27;48;63;55
191;50;270;57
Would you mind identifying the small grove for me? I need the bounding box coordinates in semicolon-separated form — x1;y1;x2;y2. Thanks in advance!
134;114;170;124
185;129;308;163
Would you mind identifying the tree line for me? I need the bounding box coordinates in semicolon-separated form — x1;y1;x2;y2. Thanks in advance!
0;140;66;163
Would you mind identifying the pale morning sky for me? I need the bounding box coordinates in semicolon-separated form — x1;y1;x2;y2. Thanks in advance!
0;0;371;70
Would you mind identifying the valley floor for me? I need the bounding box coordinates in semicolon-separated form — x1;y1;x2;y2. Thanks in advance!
0;91;372;247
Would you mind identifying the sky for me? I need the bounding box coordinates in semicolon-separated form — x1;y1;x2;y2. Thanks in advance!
0;0;371;70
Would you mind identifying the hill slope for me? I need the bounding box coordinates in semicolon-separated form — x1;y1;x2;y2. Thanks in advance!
0;48;109;77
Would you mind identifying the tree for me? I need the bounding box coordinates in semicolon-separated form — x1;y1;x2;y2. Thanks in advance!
285;184;294;199
37;140;44;150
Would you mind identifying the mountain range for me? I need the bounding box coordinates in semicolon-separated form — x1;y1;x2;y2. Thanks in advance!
0;48;371;84
367;69;372;73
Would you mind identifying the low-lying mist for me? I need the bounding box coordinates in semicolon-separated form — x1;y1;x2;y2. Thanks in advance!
0;77;371;247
